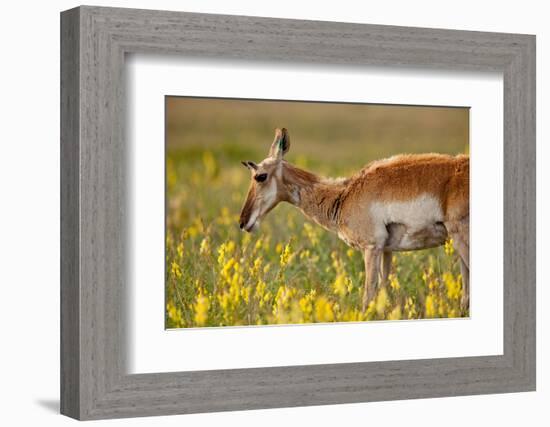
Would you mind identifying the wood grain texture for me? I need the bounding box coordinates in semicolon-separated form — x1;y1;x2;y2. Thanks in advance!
60;6;536;420
60;7;80;419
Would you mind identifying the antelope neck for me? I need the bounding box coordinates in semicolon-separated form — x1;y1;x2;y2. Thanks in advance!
281;162;348;232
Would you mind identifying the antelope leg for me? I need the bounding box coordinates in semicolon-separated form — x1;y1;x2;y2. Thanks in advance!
459;256;470;313
380;250;392;288
445;218;470;268
362;247;382;312
445;217;470;313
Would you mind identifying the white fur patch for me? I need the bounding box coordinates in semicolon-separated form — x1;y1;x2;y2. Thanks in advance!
370;194;444;244
262;179;278;207
245;209;260;231
246;179;278;231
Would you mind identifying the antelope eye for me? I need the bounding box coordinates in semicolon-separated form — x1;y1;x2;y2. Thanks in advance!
254;173;268;182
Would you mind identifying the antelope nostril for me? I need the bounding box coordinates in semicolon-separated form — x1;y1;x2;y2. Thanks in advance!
239;221;245;230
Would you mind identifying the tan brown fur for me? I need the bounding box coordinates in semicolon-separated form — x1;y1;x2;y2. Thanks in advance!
239;182;257;230
346;153;469;215
239;129;470;314
281;162;349;233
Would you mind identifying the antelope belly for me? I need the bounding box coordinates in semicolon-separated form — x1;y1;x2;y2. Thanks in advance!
385;222;448;251
370;194;444;230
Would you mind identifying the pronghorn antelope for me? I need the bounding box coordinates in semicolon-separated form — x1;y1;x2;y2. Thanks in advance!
239;128;470;312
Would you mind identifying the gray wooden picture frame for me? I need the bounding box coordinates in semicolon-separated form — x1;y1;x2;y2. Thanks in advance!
60;5;536;421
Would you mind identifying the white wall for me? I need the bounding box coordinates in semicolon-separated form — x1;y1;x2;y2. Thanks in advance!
0;0;546;425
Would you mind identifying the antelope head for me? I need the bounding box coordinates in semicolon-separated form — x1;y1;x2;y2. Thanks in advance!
239;128;291;232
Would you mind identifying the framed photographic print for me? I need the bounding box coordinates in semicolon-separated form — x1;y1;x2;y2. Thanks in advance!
61;5;536;420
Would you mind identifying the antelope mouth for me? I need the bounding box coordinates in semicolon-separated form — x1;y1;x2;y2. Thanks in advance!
245;222;258;233
240;211;260;233
242;219;260;233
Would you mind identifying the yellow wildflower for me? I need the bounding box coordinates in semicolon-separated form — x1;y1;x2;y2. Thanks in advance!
217;243;226;266
249;257;263;277
448;308;459;318
298;292;314;323
171;261;182;279
176;242;184;259
332;274;352;299
341;308;362;322
194;291;210;326
289;301;304;324
389;273;400;291
272;285;297;324
187;225;199;238
166;301;184;328
333;274;346;298
375;288;389;316
438;299;448;317
425;295;436;318
405;297;417;319
444;238;455;256
217;241;236;267
280;242;292;267
255;280;268;308
241;285;251;304
388;305;402;320
199;237;210;256
365;300;377;320
254;237;263;252
443;271;461;300
220;258;236;283
314;296;334;322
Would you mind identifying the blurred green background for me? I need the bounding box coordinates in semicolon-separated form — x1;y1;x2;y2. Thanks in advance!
165;97;469;328
167;97;468;175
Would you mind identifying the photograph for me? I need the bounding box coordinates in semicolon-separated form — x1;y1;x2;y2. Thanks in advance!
165;97;470;328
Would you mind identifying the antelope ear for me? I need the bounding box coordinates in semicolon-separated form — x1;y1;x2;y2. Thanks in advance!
241;161;258;170
269;128;290;159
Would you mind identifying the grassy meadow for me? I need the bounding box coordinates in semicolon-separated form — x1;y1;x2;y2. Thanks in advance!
165;97;469;328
